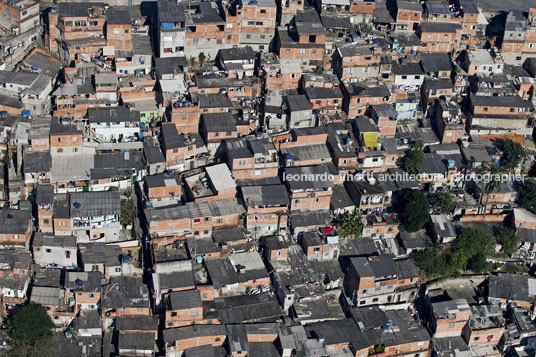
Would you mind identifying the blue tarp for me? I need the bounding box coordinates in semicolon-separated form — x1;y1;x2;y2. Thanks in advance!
161;22;174;29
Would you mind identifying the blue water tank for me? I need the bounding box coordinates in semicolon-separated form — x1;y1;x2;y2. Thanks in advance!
0;111;7;118
285;153;293;160
75;279;84;287
31;65;39;71
21;110;30;117
122;255;130;263
447;159;455;167
196;256;203;264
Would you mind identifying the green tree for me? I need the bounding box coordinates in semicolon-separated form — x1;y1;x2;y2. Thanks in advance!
496;228;520;255
414;247;450;279
7;303;54;346
518;179;536;214
500;139;524;171
120;193;135;228
479;161;503;215
313;66;325;74
404;140;424;175
451;227;495;270
334;212;363;238
198;52;206;65
467;252;490;274
401;189;430;232
431;187;456;215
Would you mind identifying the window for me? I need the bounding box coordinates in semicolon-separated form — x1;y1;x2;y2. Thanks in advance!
375;287;381;291
483;107;488;112
167;322;174;327
194;218;201;223
260;9;266;13
171;312;177;317
372;298;379;302
89;294;94;298
191;311;198;316
414;75;420;79
401;75;407;79
256;21;263;26
300;49;306;54
216;219;223;224
215;337;221;342
115;268;121;272
45;248;51;253
247;21;255;25
449;323;455;328
315;198;320;203
356;98;361;104
204;217;209;222
359;300;366;305
57;138;61;142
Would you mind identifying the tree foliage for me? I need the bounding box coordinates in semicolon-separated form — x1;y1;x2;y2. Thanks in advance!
500;139;524;171
479;162;503;195
120;194;135;227
198;52;206;64
404;140;424;175
334;212;363;238
430;187;456;215
415;228;495;278
401;189;430;232
496;228;520;255
8;303;54;345
518;179;536;214
414;247;450;279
